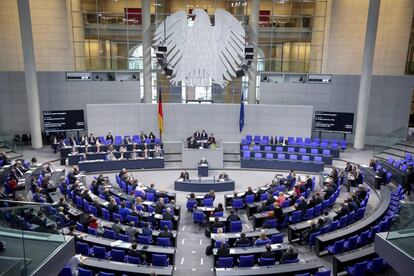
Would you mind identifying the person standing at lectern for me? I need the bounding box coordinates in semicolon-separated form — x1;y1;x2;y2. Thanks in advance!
199;157;208;165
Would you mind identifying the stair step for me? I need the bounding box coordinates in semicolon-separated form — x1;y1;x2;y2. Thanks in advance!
381;148;406;159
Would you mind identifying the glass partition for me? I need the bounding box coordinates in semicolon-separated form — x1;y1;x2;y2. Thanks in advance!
0;200;67;275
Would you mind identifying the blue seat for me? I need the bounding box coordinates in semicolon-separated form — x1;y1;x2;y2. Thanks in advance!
89;205;98;217
157;237;171;247
344;235;358;251
127;215;139;225
217;257;234;268
118;234;130;242
58;266;71;276
193;211;206;227
367;257;385;273
264;219;277;229
287;147;295;152
282;258;299;264
308;231;320;250
87;226;97;236
146;193;155;202
242;145;249;150
358;230;370;246
102;208;110;221
214;211;224;217
232;198;244;209
229;221;242;232
259;258;276;266
98;272;115;276
76;241;91;256
76;196;83;209
92;245;109;259
301;155;310;161
311;148;318;154
347;261;368;276
186;199;197;211
322;149;330;156
152;254;169;267
113;213;122;222
329;221;339;232
327;239;345;255
137;235;151;245
276;146;283;152
314;156;323;163
277;154;285;160
253;145;260;151
339;216;348;228
290;154;298;160
127;255;141;264
271;233;283;244
110;249;125;262
315;271;331;276
303;208;314;220
104;229;116;240
160;220;173;230
239;255;254;267
264;146;271;151
354;208;365;220
299;148;307;154
254;152;262;158
76;222;84;232
78;268;93;276
290;210;302;223
243;151;251;159
203;198;214;207
255;239;270;246
313;203;322;217
266;153;273;159
245;194;255;205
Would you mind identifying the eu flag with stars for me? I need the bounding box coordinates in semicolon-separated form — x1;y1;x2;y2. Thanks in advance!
239;93;245;133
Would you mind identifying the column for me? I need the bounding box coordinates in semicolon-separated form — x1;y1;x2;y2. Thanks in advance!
354;0;381;150
17;0;43;149
69;0;87;70
142;0;152;103
248;0;259;104
105;40;111;69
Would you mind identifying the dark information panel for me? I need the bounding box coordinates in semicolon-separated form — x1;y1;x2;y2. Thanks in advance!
314;111;354;134
43;110;85;132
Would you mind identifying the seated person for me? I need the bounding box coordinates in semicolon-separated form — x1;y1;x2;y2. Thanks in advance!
130;149;139;160
294;196;308;213
204;190;215;201
345;161;353;173
355;184;367;201
158;225;173;240
217;242;230;258
139;131;147;141
273;202;284;222
218;172;229;181
276;192;286;206
280;245;298;263
106;132;114;143
215;228;227;244
88;133;96;145
304;175;313;190
227;210;240;222
235;232;251;247
179;171;190;181
128;243;143;262
245;186;255;196
142;222;152;237
149;132;156;140
210;217;225;232
200;130;208;139
154;198;165;214
214;203;224;214
330;167;339;184
67;166;79;185
355;169;364;185
199;157;208;165
124;136;132;145
163;208;174;221
299;218;323;243
260;244;276;260
334;203;349;220
369;159;377;171
154;144;163;158
254;232;270;246
207;133;216;148
307;194;323;208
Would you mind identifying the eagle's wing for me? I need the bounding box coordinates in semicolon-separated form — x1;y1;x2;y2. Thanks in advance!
153;11;188;81
213;9;245;87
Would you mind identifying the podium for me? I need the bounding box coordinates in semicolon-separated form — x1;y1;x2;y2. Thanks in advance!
198;165;208;177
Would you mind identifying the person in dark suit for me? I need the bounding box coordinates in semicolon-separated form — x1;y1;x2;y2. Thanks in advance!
235;232;251;247
227;210;240;222
87;134;96;145
245;186;255;196
307;194;322;209
91;199;102;217
142;222;152;237
154;198;165;214
260;244;276;259
128;243;143;262
334;203;349;220
217;242;230;258
107;198;119;215
158;225;173;240
210;217;225;232
163;208;174;221
67;166;79;185
280;245;298;263
345;161;353;173
105;132;114;143
266;193;276;206
179;171;189;181
139;131;147;141
299;218;323;243
272;202;284;222
200;130;208;139
218;172;229;181
69;136;77;146
214;203;224;214
330;167;339;185
124;136;132;145
355;185;367;201
149;132;156;140
355;169;364;185
199;157;208;165
295;197;308;213
304;175;313;190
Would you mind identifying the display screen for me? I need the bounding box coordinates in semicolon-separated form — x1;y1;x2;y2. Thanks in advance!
43;110;85;132
314;111;354;134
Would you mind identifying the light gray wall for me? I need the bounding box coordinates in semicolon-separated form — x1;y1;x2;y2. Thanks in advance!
86;103;314;142
0;72;140;134
260;75;414;144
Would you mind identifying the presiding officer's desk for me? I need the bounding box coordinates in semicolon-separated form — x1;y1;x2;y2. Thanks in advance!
315;186;391;256
82;257;173;276
241;144;341;158
210;228;279;246
288;210;337;242
78;158;165;172
241;158;324;173
215;260;324;276
174;178;235;192
332;244;376;276
78;232;176;264
212;243;288;262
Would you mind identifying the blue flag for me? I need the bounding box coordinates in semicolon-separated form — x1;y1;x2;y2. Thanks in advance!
239;93;245;132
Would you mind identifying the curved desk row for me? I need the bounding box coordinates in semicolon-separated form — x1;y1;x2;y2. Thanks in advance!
215;260;324;276
82;256;173;276
241;159;324;173
68;150;161;165
174;179;235;192
376;159;404;184
332;244;376;276
78;233;176;264
315;186;391;256
78;158;165;173
242;150;333;165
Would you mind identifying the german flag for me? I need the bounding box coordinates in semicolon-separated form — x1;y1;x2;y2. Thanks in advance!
158;90;163;139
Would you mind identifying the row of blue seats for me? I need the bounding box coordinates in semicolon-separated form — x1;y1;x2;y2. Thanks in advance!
387;157;412;173
60;268;118;276
242;151;324;162
242;135;347;148
242;145;334;156
216;255;299;268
